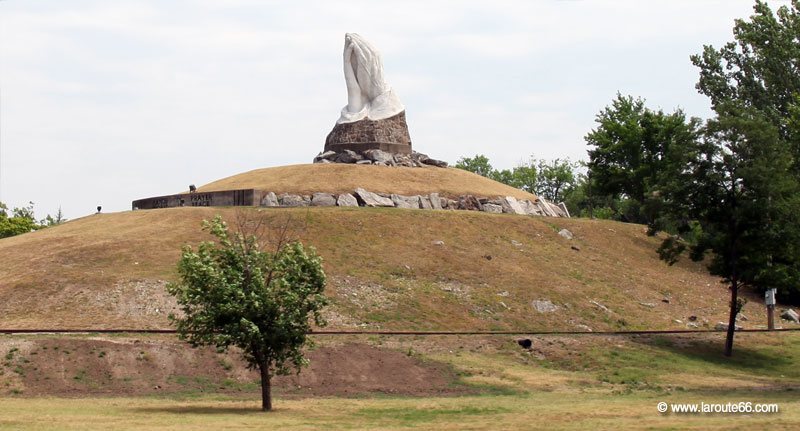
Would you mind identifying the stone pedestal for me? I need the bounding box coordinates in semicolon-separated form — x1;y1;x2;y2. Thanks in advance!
325;111;412;155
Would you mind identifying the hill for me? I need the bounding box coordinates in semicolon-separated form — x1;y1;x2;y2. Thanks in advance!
194;164;539;201
0;205;758;331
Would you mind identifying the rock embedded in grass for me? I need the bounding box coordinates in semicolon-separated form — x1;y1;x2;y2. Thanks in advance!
355;188;394;207
336;193;359;207
532;299;559;313
311;193;337;206
781;308;799;323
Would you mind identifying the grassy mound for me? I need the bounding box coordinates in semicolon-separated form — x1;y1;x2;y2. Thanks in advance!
0;206;754;331
195;164;538;201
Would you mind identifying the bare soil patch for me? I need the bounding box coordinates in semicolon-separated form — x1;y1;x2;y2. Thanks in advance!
0;337;465;398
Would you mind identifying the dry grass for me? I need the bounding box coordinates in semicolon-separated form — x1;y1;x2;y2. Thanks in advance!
1;391;797;430
0;206;760;331
1;332;798;429
195;163;538;200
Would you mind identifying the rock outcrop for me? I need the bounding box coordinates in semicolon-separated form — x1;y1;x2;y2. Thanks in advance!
314;148;448;168
251;189;570;219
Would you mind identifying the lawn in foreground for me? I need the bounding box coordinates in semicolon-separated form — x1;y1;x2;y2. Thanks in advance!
1;391;797;431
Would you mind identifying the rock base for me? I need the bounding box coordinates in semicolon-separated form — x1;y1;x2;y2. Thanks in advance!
325;111;412;155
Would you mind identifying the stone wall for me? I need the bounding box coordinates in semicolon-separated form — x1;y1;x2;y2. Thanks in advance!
132;189;264;210
258;188;569;218
132;188;569;218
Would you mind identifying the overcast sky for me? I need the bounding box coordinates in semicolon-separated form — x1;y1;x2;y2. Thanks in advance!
0;0;791;219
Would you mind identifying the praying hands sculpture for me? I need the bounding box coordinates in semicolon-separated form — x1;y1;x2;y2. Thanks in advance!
337;33;404;124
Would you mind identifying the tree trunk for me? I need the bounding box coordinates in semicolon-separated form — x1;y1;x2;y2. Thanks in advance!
724;276;738;357
259;361;272;411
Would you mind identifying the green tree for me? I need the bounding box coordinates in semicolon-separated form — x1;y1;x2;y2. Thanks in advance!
693;0;800;167
167;214;328;410
657;0;800;357
41;207;67;227
0;202;40;239
535;158;578;203
491;160;537;193
660;104;800;356
585;94;702;230
454;154;494;177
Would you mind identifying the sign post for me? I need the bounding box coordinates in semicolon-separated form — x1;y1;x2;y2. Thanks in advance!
765;288;777;330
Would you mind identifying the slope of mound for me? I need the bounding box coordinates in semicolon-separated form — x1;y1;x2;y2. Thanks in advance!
0;206;758;331
195;164;538;201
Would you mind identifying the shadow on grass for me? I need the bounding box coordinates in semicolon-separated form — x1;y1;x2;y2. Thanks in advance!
626;333;797;378
133;405;267;415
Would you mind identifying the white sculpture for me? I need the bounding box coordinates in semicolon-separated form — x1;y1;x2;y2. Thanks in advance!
337;33;404;124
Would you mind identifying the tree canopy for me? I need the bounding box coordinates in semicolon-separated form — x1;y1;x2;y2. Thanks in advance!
655;1;800;356
585;94;703;231
0;202;66;239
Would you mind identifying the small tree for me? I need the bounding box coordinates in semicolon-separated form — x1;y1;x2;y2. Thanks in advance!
167;213;327;411
535;158;578;203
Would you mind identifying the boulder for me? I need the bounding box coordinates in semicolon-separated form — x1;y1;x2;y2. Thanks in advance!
500;196;525;215
536;198;559;217
311;192;337;206
422;158;448;168
280;194;308;207
334;150;363;164
552;203;567;217
391;194;420;209
355;159;373;165
336;193;359;207
354;188;394;207
481;203;503;213
457;195;483;211
363;149;395;165
715;322;743;331
261;192;279;207
558;202;571;218
313;150;337;163
393;154;415;167
429;193;442;210
558;229;573;240
781;308;799;323
419;196;433;210
518;200;539;216
532;299;559;313
411;151;429;164
446;199;458;210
